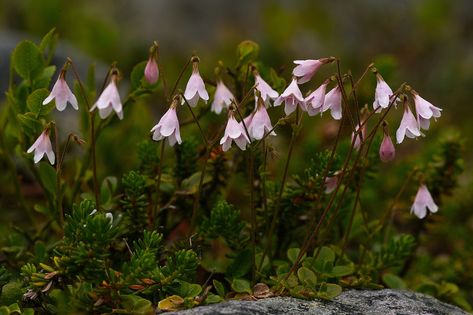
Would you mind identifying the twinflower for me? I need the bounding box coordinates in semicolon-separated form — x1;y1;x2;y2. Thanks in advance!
411;184;438;219
151;96;182;146
183;57;209;107
90;69;123;120
27;129;55;165
43;70;78;111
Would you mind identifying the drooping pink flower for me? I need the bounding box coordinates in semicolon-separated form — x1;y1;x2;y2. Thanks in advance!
183;58;209;107
413;92;442;130
211;80;235;114
373;73;393;112
144;55;159;84
411;184;438;219
351;121;367;150
274;78;306;115
324;173;340;194
27;129;55;164
305;81;328;117
43;73;78;111
248;97;276;140
151;98;182;146
379;128;395;162
396;105;421;144
254;71;279;106
220;113;250;151
322;86;342;120
292;58;333;84
90;74;123;120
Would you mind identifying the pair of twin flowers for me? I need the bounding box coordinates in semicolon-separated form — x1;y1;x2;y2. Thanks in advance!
27;51;439;220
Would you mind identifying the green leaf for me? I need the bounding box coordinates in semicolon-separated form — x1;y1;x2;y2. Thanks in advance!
231;278;251;294
318;283;342;300
0;281;24;306
226;249;251;278
297;266;317;287
34;65;57;89
130;61;146;90
330;265;354;277
27;88;52;118
176;281;202;298
17;112;43;136
382;273;406;289
120;294;153;314
287;247;305;265
237;40;259;65
213;279;225;297
204;293;223;305
38;163;57;194
12;41;44;82
39;28;57;59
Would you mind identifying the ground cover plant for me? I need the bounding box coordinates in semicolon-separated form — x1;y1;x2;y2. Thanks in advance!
0;30;469;314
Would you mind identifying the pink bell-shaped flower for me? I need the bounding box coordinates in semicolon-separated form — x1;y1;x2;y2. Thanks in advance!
27;129;55;164
253;70;279;107
324;172;341;194
322;86;342;120
292;57;333;84
411;184;438;219
396;104;421;144
220;112;250;151
211;80;235;114
305;81;328;117
183;57;209;107
351;121;366;150
43;71;78;111
274;77;306;115
248;96;276;140
379;125;395;162
151;97;182;146
90;71;123;120
413;92;442;130
373;73;394;112
144;56;159;84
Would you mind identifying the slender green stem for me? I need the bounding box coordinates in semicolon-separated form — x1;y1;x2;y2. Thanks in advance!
153;140;166;228
190;148;211;231
382;169;416;243
248;149;256;283
169;58;192;101
53;123;64;234
259;106;302;271
69;59;100;209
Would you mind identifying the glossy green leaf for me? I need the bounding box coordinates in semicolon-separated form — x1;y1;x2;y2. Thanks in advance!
297;266;317;287
27;89;52;117
213;279;225;297
382;273;406;289
38;163;57;194
231;278;251;294
12;41;44;82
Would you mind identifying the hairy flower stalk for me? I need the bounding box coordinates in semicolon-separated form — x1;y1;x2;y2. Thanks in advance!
306;80;328;116
412;91;442;130
396;102;421;143
43;69;78;111
411;184;438;219
144;42;159;84
253;69;279;107
274;77;306;115
151;96;182;146
27;128;55;164
352;119;367;151
183;57;209;107
90;69;123;119
211;80;235;114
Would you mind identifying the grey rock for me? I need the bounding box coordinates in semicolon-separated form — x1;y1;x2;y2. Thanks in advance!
165;289;469;315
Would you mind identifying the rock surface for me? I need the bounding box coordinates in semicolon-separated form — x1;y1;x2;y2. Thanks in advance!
165;289;468;315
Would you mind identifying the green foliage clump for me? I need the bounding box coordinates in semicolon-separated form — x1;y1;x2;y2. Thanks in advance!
120;171;149;240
